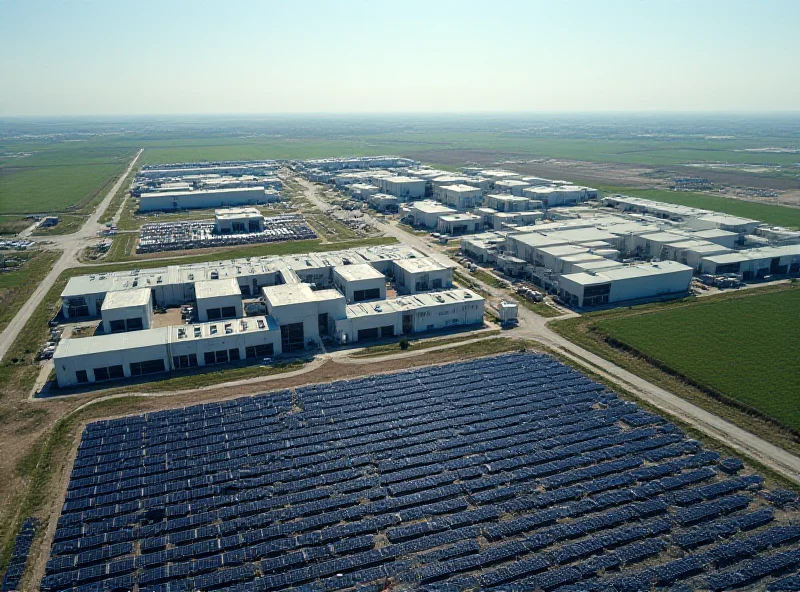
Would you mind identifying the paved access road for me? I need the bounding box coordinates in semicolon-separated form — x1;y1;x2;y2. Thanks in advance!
0;150;142;363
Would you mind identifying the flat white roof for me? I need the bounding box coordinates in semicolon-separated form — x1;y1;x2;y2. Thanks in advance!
702;244;800;264
562;260;692;286
440;214;480;222
140;187;267;199
346;289;483;318
55;327;171;358
215;207;263;219
410;201;457;214
195;278;241;299
333;263;385;282
172;316;278;341
440;184;481;193
263;283;344;307
395;258;454;273
698;213;761;226
101;287;151;310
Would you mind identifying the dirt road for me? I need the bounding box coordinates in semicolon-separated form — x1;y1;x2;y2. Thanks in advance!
0;150;142;363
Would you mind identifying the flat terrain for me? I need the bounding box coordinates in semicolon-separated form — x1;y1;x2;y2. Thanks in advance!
0;142;135;214
0;250;60;334
596;186;800;229
36;354;800;592
593;287;800;433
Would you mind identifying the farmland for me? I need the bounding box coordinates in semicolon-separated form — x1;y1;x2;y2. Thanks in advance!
0;141;135;214
0;250;60;333
593;287;800;433
597;186;800;229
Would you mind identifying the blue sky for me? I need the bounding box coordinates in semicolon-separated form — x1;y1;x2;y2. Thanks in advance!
1;0;798;115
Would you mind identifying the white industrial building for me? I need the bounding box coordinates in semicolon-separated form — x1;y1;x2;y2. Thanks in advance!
558;261;693;308
138;187;279;212
333;264;387;303
438;213;482;236
438;184;483;210
262;283;346;352
490;211;546;231
55;316;282;388
380;176;426;200
195;279;244;322
214;207;265;234
405;201;457;228
368;193;400;213
523;185;591;208
484;195;539;212
699;245;800;277
394;258;454;294
100;288;153;334
138;161;279;179
494;179;531;196
335;289;484;344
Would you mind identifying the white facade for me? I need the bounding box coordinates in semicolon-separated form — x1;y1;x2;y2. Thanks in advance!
438;214;482;235
214;207;265;234
333;264;387;303
558;261;693;308
700;245;800;277
406;201;457;228
438;184;483;210
381;176;426;199
195;279;244;322
394;258;454;294
54;316;282;388
263;284;346;351
100;288;153;334
494;179;531;196
139;187;277;212
335;289;484;344
368;193;399;213
484;195;536;212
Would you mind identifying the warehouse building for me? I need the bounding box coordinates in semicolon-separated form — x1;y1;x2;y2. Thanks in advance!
138;161;279;179
394;258;454;294
380;176;426;199
262;283;347;352
699;245;800;277
100;288;153;334
405;201;457;228
460;232;506;264
348;183;380;200
333;264;387;303
335;289;484;344
214;207;265;234
55;316;281;388
368;193;399;213
431;175;488;197
138;187;279;212
438;184;483;210
484;195;539;212
490;211;545;230
195;279;243;322
494;179;531;196
438;213;482;236
523;185;591;207
558;261;693;308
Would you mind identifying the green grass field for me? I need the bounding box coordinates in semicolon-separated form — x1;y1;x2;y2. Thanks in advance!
0;216;31;235
0;250;60;333
594;287;800;432
0;141;135;214
598;186;800;229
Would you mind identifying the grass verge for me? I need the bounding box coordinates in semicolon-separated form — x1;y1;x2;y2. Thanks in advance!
549;284;800;457
0;250;60;334
349;330;501;358
509;293;564;318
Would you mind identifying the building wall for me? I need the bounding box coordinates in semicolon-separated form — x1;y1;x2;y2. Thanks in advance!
411;300;484;332
101;302;153;334
394;267;454;294
333;275;386;303
139;188;272;212
383;179;426;199
56;344;170;388
438;218;481;235
196;294;244;322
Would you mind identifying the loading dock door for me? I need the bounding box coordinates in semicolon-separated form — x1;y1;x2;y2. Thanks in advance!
402;314;413;334
358;327;380;341
281;322;305;352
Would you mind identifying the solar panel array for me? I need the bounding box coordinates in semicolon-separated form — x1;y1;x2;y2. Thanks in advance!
38;353;800;591
1;518;38;591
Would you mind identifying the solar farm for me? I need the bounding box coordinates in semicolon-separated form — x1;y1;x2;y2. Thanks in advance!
38;353;800;592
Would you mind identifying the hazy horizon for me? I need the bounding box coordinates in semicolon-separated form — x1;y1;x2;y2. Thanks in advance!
2;0;799;117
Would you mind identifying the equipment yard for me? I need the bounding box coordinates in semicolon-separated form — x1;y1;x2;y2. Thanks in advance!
35;354;800;591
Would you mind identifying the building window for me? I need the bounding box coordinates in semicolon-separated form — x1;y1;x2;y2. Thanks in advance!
229;348;241;362
221;306;237;318
215;349;229;363
109;365;124;379
246;343;274;358
204;352;215;365
173;355;198;369
432;279;443;289
109;319;126;333
76;370;88;384
207;308;222;321
94;367;110;381
130;359;165;376
126;317;144;331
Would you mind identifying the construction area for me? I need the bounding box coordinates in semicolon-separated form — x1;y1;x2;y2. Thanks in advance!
36;354;800;591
